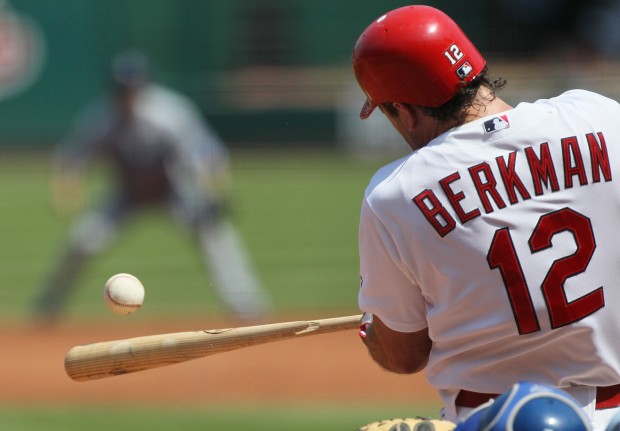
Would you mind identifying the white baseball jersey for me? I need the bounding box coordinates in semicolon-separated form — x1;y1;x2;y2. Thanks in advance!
358;90;620;419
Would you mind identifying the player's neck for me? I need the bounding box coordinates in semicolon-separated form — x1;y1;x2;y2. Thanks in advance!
463;87;513;124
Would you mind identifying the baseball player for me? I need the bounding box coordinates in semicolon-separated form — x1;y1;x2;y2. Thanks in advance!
353;5;620;430
33;51;270;323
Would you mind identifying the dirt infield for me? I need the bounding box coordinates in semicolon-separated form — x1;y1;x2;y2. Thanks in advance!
1;316;440;407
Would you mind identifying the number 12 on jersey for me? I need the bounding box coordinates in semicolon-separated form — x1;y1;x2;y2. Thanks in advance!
486;207;605;334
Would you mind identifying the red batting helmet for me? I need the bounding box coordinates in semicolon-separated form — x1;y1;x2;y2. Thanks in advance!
352;5;486;119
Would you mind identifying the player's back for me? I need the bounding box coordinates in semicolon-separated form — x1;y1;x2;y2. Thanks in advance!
362;89;620;404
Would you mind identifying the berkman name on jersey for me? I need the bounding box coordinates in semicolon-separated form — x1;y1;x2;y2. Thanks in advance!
413;131;612;237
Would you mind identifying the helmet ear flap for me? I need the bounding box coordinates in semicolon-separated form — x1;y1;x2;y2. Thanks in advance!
352;5;486;119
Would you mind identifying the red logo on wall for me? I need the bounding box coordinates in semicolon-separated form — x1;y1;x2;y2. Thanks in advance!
0;3;45;99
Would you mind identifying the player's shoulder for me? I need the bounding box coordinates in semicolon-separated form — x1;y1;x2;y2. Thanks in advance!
531;89;620;122
550;89;620;108
141;84;199;111
139;84;206;125
364;155;410;199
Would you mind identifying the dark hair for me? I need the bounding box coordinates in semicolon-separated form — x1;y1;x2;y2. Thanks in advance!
111;51;150;90
382;68;507;125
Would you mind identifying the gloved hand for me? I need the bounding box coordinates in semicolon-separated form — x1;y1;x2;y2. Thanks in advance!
356;417;456;431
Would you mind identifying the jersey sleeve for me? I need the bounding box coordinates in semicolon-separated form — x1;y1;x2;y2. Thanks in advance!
358;197;428;333
52;100;110;175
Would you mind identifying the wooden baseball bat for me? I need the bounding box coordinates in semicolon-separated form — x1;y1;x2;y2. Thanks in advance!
65;314;362;382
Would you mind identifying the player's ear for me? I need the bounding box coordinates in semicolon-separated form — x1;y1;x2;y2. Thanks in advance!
393;102;418;130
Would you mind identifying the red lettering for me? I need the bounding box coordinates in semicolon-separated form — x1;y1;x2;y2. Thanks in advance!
496;152;531;204
469;162;506;213
525;143;559;195
412;189;456;237
562;136;587;188
439;172;480;224
587;132;612;183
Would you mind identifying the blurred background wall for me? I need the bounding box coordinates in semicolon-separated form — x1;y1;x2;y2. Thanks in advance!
2;0;620;150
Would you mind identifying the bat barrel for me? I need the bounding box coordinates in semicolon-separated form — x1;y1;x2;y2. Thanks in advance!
65;314;362;381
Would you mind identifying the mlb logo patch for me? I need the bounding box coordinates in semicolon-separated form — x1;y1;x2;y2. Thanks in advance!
483;115;510;133
456;61;473;79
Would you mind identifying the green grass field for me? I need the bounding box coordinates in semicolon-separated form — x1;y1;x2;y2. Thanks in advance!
0;148;441;431
0;148;387;321
0;404;442;431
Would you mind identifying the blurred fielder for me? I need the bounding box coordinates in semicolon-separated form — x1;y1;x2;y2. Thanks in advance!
33;51;270;322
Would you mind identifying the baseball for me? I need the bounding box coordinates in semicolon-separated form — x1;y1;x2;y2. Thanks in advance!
103;273;145;315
